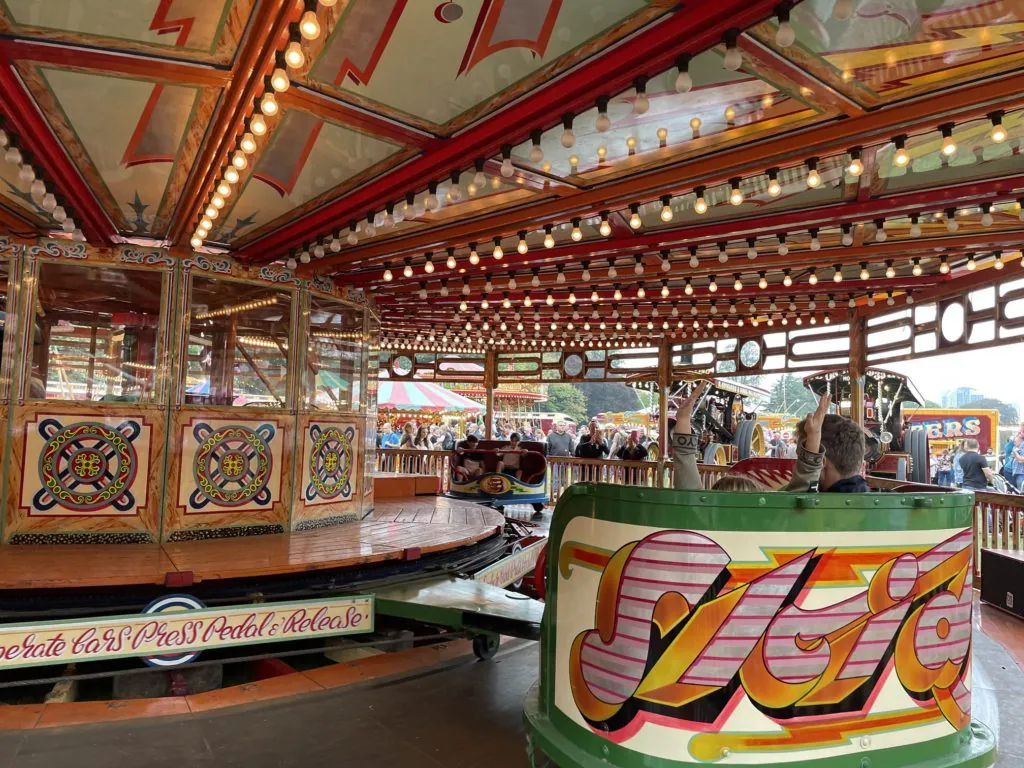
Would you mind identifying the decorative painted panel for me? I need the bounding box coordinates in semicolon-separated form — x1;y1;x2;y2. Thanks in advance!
165;409;292;540
4;404;165;543
292;416;361;531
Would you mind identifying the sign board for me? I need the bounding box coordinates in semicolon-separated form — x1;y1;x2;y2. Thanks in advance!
474;538;546;589
0;595;373;670
906;408;999;452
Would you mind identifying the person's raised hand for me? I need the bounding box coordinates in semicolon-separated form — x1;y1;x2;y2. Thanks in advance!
672;380;710;434
802;393;831;454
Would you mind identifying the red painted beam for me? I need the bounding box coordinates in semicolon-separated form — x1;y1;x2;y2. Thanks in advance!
244;0;783;260
0;52;113;243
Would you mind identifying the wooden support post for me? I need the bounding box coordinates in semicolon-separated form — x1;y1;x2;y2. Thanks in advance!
484;349;497;440
849;311;867;426
657;339;672;457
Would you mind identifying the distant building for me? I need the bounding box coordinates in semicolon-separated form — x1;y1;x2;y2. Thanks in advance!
942;387;985;408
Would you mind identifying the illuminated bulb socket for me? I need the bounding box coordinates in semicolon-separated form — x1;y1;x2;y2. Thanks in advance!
190;236;203;249
216;182;232;197
270;67;289;93
660;195;673;222
240;132;257;154
809;270;818;285
561;114;576;148
205;206;219;219
767;169;781;197
517;233;529;253
629;204;642;229
570;218;583;241
874;220;887;242
232;151;248;170
940;124;956;156
383;270;393;283
805;158;821;188
492;239;503;259
259;91;278;116
729;178;743;206
693;187;708;215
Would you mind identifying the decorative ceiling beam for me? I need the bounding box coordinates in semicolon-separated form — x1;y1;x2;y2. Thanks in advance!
244;0;785;261
0;51;114;243
305;71;1024;275
167;0;295;246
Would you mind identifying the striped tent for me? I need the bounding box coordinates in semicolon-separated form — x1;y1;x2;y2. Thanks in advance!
377;381;484;413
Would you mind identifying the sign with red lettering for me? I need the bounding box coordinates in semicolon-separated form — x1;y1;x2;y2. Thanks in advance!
0;595;373;670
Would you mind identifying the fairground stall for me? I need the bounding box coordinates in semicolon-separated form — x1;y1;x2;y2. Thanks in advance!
0;0;1022;762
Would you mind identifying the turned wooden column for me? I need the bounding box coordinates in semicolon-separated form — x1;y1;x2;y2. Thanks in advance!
848;311;867;426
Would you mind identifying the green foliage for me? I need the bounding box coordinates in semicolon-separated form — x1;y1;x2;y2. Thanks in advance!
972;398;1019;426
575;382;642;418
542;383;588;423
764;374;818;418
924;399;942;408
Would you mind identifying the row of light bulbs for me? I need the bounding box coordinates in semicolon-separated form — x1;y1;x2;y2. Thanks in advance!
194;296;279;320
282;0;814;261
377;141;1020;289
0;121;84;240
190;0;338;251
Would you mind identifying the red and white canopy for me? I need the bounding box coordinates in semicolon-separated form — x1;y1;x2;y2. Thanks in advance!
377;381;484;413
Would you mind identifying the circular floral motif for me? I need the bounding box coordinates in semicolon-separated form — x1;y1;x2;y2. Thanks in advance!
190;423;275;509
35;419;141;513
305;425;354;501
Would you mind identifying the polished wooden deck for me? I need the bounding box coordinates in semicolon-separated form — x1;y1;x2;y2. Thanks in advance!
0;498;503;590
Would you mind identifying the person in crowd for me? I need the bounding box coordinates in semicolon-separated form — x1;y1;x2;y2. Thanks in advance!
672;382;834;492
952;440;966;487
398;421;417;448
575;420;609;459
452;434;484;482
438;422;456;452
378;422;400;448
958;438;993;490
935;448;953;486
607;428;626;460
497;432;524;478
616;431;649;461
413;425;431;449
784;435;798;459
545;421;574;457
1010;435;1024;490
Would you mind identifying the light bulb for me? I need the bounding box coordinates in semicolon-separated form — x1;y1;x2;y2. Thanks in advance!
807;168;821;188
912;260;922;276
62;217;75;233
747;243;758;259
270;67;289;92
613;288;622;301
224;167;240;184
910;219;921;237
4;147;21;165
657;127;668;144
660;202;673;222
500;157;514;178
734;277;743;291
694;195;707;215
608;264;617;278
776;20;796;48
810;235;821;251
767;175;781;197
493;243;503;259
347;228;358;245
599;219;611;237
30;178;45;199
52;205;67;223
894;145;909;167
885;263;895;278
875;225;887;242
260;91;278;116
783;272;793;287
729;185;743;206
629;211;642;229
848;157;864;176
561;127;575;148
758;274;767;287
995;253;1004;270
982;210;994;227
191;236;203;249
543;231;555;249
723;45;742;71
860;265;870;280
41;192;57;212
595;112;611;132
633;91;649;115
833;0;855;20
446;253;457;269
841;228;853;247
967;255;976;271
571;224;582;242
240;132;257;154
675;69;693;93
991;120;1007;143
300;10;321;39
809;271;819;285
424;259;435;274
402;263;413;278
546;293;555;306
285;41;305;68
529;143;543;163
217;182;231;197
660;257;670;272
708;279;718;293
232;151;248;170
833;268;843;282
205;206;218;219
287;258;297;270
946;216;959;232
689;116;702;132
18;163;34;183
518;236;529;253
941;133;956;157
939;257;949;274
212;195;225;209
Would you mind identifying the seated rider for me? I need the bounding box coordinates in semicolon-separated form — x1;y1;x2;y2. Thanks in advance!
497;432;523;479
671;381;836;492
452;434;485;482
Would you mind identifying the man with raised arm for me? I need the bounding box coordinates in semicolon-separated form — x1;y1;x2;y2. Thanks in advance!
670;381;835;492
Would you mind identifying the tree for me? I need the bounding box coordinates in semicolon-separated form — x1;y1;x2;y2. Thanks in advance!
924;399;942;408
575;382;642;418
972;398;1019;426
764;374;817;418
542;383;588;423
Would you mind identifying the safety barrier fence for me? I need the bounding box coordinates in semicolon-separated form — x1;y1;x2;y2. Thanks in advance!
374;449;727;501
867;476;1024;579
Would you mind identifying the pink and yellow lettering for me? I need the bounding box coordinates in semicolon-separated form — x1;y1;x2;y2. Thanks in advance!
566;528;974;739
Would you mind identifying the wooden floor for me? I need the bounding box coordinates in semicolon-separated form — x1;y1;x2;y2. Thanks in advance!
0;498;503;590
